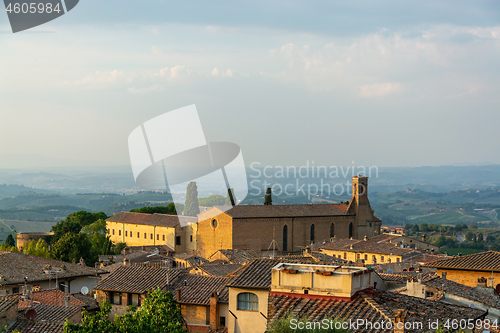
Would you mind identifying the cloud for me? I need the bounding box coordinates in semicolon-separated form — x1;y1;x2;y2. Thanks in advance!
70;70;129;86
359;82;402;98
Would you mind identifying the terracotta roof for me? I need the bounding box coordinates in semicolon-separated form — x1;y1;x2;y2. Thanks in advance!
314;234;418;257
70;292;99;311
0;295;18;313
423;251;500;272
106;212;196;227
208;249;259;264
209;203;349;219
306;251;348;265
191;263;242;277
172;274;231;305
228;259;283;289
175;254;209;267
7;320;64;333
17;289;85;309
268;290;487;332
95;265;184;293
376;272;436;283
20;303;81;322
0;251;105;285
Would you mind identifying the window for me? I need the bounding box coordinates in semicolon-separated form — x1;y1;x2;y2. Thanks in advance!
330;223;335;238
381;256;385;262
150;233;153;239
304;289;309;295
157;234;159;241
176;236;181;245
119;230;121;236
212;219;218;228
59;282;66;292
190;235;193;242
112;229;115;235
130;231;132;237
396;258;400;262
220;316;226;327
369;222;372;228
12;287;19;294
163;235;165;241
283;225;288;252
388;258;392;263
364;254;368;260
111;292;122;305
372;255;376;262
107;229;110;234
125;231;128;237
310;224;315;244
128;293;140;306
344;252;347;259
237;292;258;311
137;232;139;238
349;222;353;238
144;233;147;239
356;254;360;259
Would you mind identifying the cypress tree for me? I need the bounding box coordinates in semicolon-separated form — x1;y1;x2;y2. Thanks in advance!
264;187;272;205
225;188;236;206
183;181;200;216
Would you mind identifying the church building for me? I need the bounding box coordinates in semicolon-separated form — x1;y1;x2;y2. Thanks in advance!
196;176;381;258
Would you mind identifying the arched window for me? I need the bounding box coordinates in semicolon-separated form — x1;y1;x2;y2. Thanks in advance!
330;223;335;238
237;292;258;311
283;225;288;252
310;224;315;244
349;222;353;238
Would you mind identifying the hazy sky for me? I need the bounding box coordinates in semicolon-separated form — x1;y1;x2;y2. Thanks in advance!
1;0;499;169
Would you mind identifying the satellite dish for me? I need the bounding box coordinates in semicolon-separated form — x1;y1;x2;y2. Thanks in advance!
495;284;500;294
387;269;394;274
469;304;475;308
26;309;37;320
81;286;89;295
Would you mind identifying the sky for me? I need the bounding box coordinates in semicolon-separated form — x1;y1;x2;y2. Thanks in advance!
0;0;499;169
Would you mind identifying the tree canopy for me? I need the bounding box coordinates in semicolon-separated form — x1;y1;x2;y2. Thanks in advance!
130;203;179;215
63;288;188;333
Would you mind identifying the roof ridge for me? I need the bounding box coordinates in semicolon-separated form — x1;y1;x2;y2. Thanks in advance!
361;293;394;323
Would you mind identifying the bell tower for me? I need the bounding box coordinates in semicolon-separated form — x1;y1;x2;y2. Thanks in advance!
352;175;369;205
348;175;381;238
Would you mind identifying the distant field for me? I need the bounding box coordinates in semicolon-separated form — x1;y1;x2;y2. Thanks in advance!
0;219;56;233
441;248;486;256
410;211;490;224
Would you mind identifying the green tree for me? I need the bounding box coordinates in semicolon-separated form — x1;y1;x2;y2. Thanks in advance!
50;219;82;245
66;211;108;227
465;231;474;241
130;203;179;215
183;182;200;217
23;239;51;258
267;314;348;333
64;289;188;333
225;188;236;206
264;187;272;205
51;233;97;266
5;234;15;247
82;219;113;257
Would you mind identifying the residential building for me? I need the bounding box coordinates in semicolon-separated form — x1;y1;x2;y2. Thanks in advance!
310;234;422;265
423;251;500;288
0;251;105;295
105;212;197;253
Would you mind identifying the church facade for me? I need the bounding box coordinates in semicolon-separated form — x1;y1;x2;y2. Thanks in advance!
196;176;381;258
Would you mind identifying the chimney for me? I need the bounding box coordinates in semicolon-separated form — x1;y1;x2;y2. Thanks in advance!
441;272;447;279
364;235;368;241
210;292;219;331
422;234;426;242
64;296;71;308
393;309;407;333
417;273;423;283
123;258;129;267
477;277;487;288
176;289;181;302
